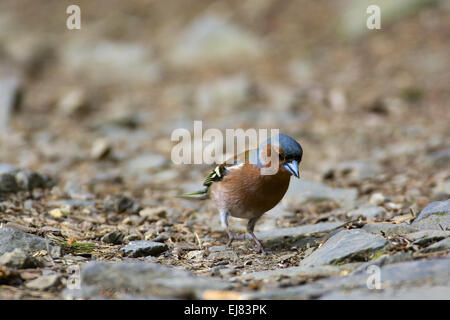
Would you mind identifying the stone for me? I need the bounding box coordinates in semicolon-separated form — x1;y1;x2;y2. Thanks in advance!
405;230;450;245
243;259;450;299
301;229;387;267
119;241;168;257
0;248;40;269
320;285;450;300
15;170;51;190
0;227;57;255
101;231;124;245
282;179;358;210
354;252;413;273
369;193;385;206
422;237;450;253
362;222;419;236
104;194;139;214
254;221;345;243
0;173;19;193
90;137;111;159
57;89;89;115
170;15;262;66
25;274;61;290
413;213;450;231
347;205;385;220
238;265;342;281
414;199;450;221
64;261;230;299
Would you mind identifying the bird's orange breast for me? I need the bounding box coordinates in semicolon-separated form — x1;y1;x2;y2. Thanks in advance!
210;163;291;219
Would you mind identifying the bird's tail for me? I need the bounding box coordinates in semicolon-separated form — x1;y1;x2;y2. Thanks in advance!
176;187;210;200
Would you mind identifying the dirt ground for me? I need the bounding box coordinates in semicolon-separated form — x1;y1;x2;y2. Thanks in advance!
0;0;449;299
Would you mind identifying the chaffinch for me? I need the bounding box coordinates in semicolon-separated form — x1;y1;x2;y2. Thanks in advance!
181;133;303;254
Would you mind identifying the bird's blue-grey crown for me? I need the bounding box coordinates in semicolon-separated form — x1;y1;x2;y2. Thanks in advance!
252;133;302;177
267;133;303;162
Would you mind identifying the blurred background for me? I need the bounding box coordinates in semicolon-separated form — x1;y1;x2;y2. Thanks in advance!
0;0;449;211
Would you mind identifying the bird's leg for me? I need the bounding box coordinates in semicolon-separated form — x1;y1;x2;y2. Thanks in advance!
247;217;266;255
220;210;234;247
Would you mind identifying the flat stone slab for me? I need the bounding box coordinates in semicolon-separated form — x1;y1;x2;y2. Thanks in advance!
119;241;168;257
405;230;450;245
254;221;346;242
243;258;450;299
237;265;343;281
362;222;419;236
320;285;450;300
423;237;450;253
301;229;387;267
63;261;231;299
0;227;54;255
415;199;450;221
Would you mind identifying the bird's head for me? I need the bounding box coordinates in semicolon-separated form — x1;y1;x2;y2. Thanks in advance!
258;134;303;178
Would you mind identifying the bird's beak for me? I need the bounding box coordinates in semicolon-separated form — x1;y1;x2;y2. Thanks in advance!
283;160;300;178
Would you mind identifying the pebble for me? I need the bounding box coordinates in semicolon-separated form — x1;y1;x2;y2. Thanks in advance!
119;240;168;257
301;229;387;267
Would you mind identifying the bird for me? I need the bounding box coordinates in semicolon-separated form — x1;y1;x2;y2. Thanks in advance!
179;133;303;254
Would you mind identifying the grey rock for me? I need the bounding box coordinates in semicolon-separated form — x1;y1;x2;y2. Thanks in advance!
0;248;40;269
68;261;230;299
413;213;450;231
104;194;140;214
0;76;21;133
405;230;450;245
301;229;387;267
414;199;450;221
347;205;385;220
101;231;125;245
282;179;358;210
119;241;168;257
15;170;52;190
25;274;61;290
243;258;450;299
320;285;450;300
207;249;239;262
362;222;419;236
422;237;450;253
0;227;57;255
238;265;342;281
354;252;413;273
170;14;262;66
0;173;19;193
253;221;345;245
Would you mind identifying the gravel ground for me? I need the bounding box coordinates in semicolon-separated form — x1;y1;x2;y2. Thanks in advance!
0;0;449;299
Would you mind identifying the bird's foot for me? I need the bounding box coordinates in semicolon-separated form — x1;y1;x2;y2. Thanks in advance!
256;243;267;255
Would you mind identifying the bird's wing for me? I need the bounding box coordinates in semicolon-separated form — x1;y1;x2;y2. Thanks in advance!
177;150;253;199
202;149;252;187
